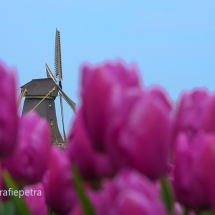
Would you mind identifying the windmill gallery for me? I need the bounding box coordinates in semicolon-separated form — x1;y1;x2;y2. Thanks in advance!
17;29;76;147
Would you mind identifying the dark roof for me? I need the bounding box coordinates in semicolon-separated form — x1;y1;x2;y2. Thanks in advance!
21;78;59;98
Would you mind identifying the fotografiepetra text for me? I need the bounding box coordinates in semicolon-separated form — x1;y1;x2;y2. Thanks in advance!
0;188;42;198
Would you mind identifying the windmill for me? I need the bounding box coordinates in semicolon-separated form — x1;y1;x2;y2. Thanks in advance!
20;29;75;147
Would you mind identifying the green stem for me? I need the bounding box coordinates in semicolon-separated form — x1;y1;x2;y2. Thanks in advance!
72;166;95;215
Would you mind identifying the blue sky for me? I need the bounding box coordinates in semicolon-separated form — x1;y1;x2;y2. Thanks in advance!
0;0;214;134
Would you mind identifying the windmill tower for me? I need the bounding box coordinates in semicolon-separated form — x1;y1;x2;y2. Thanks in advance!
20;29;76;146
21;78;64;144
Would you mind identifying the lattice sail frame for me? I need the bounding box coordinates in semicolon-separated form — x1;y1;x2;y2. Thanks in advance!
55;29;63;81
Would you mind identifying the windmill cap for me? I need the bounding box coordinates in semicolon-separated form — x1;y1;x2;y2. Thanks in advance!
21;78;59;98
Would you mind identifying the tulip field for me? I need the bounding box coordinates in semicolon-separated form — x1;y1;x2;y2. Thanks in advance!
0;59;215;215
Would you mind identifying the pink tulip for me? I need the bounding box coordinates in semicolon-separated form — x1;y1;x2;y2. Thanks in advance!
45;146;76;215
173;132;215;210
172;89;215;143
66;107;113;180
70;169;168;215
41;170;50;206
23;183;47;215
104;169;168;215
2;112;51;185
80;61;141;153
0;61;18;158
68;61;172;180
106;87;172;180
173;202;182;215
67;61;141;180
167;164;175;182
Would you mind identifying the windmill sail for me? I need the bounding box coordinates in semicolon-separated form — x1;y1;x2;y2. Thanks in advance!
58;88;76;112
59;94;67;142
45;63;76;113
46;66;52;79
55;29;63;81
45;63;57;83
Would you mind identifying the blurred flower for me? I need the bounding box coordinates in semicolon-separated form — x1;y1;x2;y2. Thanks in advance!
167;164;175;182
23;183;47;215
41;170;50;206
173;203;196;215
173;202;182;215
2;112;51;185
103;169;168;215
71;169;168;215
106;87;172;180
45;146;76;215
68;61;172;180
67;61;141;180
66;107;113;180
172;89;215;143
80;61;141;153
173;132;215;210
0;61;18;158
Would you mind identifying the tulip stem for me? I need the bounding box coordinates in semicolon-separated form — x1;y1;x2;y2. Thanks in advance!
72;165;95;215
160;177;174;214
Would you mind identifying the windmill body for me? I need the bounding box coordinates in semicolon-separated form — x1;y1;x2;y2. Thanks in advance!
21;78;64;145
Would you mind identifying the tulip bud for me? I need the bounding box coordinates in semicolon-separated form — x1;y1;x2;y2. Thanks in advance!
80;61;141;153
167;164;175;182
2;112;51;185
108;170;168;215
173;132;215;210
66;107;113;180
173;89;215;142
67;61;142;180
173;202;182;215
107;87;172;180
0;61;18;158
23;183;47;215
70;169;168;215
46;146;76;215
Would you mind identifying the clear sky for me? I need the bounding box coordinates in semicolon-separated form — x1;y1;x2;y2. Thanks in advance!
0;0;214;135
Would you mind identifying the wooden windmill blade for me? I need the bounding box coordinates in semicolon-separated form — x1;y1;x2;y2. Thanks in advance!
55;29;63;81
58;88;76;112
54;30;66;141
46;63;57;82
46;62;76;112
46;67;51;79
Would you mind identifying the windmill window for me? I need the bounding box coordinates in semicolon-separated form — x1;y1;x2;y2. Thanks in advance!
50;119;53;126
48;102;52;107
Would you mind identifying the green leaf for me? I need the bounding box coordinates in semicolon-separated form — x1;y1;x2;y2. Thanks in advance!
72;166;95;215
199;211;214;215
0;199;15;215
160;177;174;215
2;170;31;215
